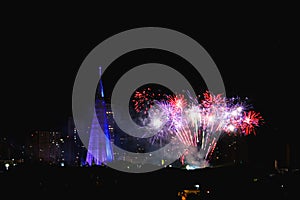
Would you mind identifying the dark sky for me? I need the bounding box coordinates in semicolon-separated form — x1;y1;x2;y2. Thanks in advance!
1;6;298;164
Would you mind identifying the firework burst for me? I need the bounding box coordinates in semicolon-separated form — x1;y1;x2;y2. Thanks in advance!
132;89;264;168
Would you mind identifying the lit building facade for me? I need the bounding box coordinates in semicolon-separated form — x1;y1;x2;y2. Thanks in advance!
27;130;63;165
63;116;87;166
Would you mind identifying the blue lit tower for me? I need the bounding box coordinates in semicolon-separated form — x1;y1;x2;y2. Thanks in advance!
86;67;113;165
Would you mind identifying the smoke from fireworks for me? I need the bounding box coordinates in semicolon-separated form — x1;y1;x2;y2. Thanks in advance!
131;89;264;168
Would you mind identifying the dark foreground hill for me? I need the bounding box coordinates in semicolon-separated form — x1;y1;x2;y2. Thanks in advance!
1;163;299;199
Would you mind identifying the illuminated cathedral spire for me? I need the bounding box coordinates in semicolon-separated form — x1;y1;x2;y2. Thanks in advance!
86;67;113;165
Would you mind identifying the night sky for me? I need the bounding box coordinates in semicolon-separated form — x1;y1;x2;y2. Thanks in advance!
1;7;298;166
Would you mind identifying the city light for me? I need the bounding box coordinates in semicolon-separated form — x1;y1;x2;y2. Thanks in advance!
5;163;9;170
